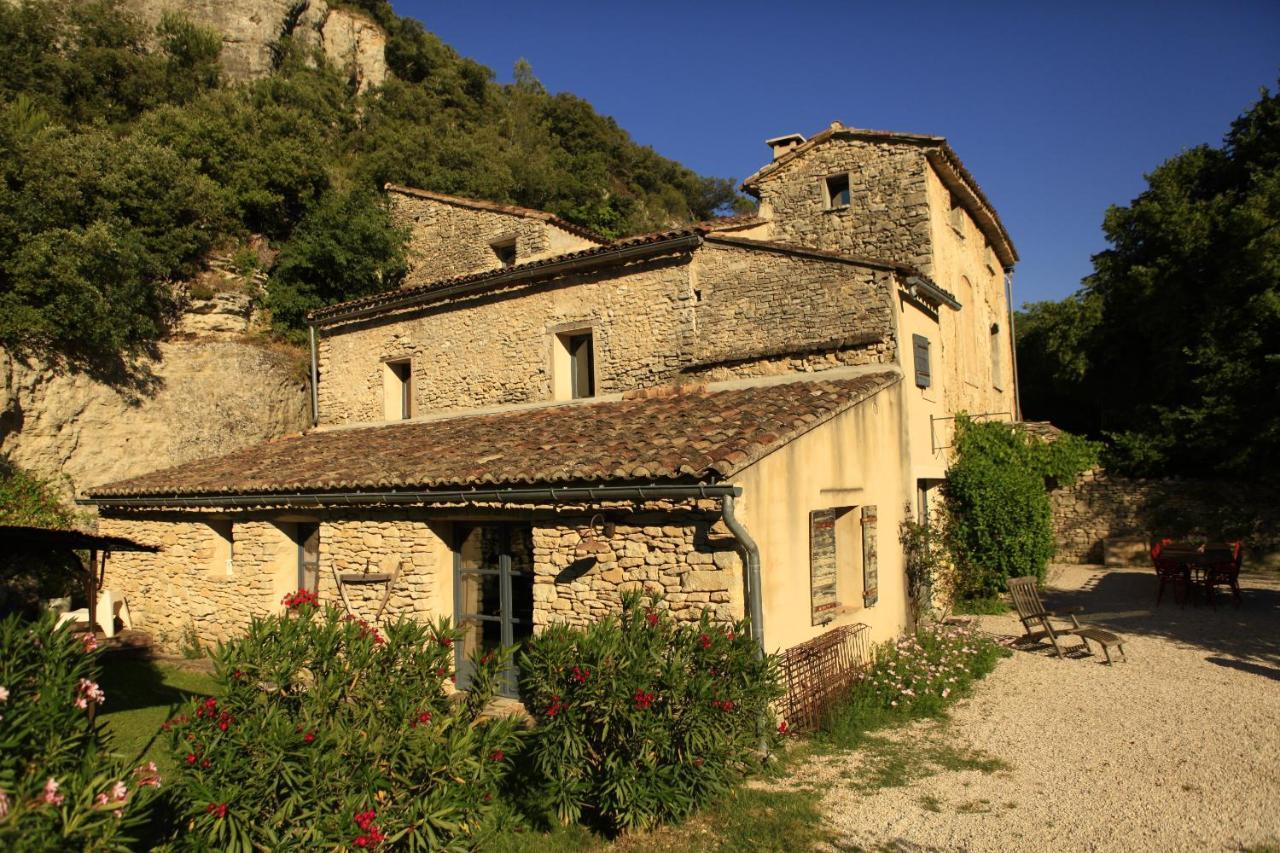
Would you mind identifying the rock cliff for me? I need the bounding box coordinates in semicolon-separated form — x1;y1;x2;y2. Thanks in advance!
123;0;387;91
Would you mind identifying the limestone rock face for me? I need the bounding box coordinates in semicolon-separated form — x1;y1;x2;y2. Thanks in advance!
122;0;387;92
0;340;310;502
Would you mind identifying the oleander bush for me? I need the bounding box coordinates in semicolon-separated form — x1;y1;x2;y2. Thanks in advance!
163;593;522;850
819;621;1008;746
517;593;784;834
0;612;162;851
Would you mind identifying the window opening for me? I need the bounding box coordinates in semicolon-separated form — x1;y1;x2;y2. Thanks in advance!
491;239;517;267
554;330;595;400
454;524;533;696
825;173;850;209
296;522;320;594
385;360;411;420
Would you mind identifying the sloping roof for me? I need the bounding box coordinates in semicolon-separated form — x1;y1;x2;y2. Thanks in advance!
84;372;899;502
739;122;1018;267
384;184;608;244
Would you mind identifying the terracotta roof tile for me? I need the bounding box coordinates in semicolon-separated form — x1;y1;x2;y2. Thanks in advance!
85;373;899;501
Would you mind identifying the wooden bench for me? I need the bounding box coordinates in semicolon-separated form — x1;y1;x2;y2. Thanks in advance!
1076;627;1126;665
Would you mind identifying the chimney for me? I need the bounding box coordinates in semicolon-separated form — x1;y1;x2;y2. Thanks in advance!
765;133;806;160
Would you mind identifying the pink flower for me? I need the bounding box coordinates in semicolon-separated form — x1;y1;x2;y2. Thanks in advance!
0;686;9;702
81;633;98;653
110;781;128;802
96;793;109;806
42;778;64;806
135;761;162;788
75;678;105;710
0;789;9;819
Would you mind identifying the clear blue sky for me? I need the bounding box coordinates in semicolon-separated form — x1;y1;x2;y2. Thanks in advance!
390;1;1278;305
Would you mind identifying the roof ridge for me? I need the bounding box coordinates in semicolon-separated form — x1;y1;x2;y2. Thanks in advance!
384;183;608;243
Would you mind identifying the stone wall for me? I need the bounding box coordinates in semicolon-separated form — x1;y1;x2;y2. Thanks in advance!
317;240;899;425
98;517;286;649
1051;469;1280;566
316;515;450;625
753;138;933;272
390;190;599;283
532;510;744;629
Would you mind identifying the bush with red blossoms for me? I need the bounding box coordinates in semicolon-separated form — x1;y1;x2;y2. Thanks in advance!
517;592;784;833
0;613;162;849
163;594;521;850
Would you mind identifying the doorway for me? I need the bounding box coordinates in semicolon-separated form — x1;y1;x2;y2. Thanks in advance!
453;524;533;695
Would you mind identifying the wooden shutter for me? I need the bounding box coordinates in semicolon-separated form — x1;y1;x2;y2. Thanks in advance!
809;509;840;625
912;335;931;388
861;506;878;607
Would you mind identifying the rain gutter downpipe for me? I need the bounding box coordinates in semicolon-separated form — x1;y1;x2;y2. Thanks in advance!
308;324;320;427
720;491;764;658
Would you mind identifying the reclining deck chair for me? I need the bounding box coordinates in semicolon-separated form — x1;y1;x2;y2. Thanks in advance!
1007;577;1126;663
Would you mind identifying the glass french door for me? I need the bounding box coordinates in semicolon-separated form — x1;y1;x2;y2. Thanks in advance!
454;524;533;695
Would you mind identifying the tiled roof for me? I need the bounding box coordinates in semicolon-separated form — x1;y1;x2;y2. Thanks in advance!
739;122;1018;266
85;373;899;502
384;184;608;244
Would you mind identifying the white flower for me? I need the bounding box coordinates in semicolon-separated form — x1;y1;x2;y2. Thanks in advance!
43;777;64;806
0;686;8;702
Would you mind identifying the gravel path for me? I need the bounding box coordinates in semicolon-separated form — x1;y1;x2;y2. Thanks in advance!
783;564;1280;852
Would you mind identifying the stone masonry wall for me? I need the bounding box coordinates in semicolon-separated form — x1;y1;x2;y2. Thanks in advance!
390;191;599;283
532;511;744;629
754;138;933;273
316;515;450;625
318;240;899;425
1051;469;1280;566
98;517;287;651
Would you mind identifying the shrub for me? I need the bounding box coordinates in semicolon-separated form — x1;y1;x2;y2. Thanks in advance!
942;417;1097;597
819;621;1008;747
0;613;162;849
517;594;784;834
163;595;521;850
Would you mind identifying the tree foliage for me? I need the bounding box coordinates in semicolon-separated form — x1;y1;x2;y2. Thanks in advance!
942;418;1097;598
0;0;748;367
1017;84;1280;476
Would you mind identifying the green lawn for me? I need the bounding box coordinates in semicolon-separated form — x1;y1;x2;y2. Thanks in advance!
96;655;220;775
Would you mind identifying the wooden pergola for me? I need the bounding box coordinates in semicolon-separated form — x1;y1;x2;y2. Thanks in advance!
0;525;157;633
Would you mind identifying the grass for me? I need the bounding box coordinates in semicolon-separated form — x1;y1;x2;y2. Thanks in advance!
839;732;1008;793
951;595;1010;615
96;654;220;774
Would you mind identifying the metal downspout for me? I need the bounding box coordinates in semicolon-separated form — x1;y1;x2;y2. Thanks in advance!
308;325;320;427
720;492;764;657
1005;269;1022;421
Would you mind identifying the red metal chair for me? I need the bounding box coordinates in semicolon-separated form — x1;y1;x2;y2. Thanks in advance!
1151;538;1190;606
1200;541;1243;608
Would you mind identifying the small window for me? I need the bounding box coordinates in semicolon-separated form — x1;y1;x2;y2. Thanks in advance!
491;239;517;267
990;323;1003;390
825;173;850;209
384;359;412;420
912;334;932;389
554;331;595;400
210;521;233;576
949;194;965;237
984;241;998;274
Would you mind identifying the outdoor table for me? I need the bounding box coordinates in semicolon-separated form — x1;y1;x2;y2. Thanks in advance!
1155;544;1234;605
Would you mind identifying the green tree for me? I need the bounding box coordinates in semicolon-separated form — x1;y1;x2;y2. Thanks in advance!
1018;84;1280;477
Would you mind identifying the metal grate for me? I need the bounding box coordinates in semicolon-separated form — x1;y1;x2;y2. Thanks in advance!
777;623;871;732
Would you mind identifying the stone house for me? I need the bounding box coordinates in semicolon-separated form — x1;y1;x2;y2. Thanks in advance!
84;121;1019;681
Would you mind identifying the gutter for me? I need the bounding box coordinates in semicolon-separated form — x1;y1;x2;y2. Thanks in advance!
309;234;704;328
904;275;961;311
720;492;765;656
1005;269;1022;421
79;483;740;509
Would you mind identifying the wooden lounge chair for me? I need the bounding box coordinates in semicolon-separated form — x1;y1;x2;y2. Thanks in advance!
1007;576;1127;664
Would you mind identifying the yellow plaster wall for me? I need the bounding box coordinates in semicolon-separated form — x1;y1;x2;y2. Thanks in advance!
732;381;912;653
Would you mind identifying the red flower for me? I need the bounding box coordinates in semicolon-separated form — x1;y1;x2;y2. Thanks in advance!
778;720;789;735
354;836;369;847
435;667;447;677
645;610;658;627
185;753;197;765
700;634;711;650
206;803;227;819
201;758;211;769
303;731;315;743
726;629;735;641
440;636;454;648
490;750;505;762
571;666;591;684
354;809;377;830
633;688;655;710
546;695;563;718
232;669;243;680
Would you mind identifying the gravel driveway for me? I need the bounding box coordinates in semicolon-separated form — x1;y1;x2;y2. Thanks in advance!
786;564;1280;852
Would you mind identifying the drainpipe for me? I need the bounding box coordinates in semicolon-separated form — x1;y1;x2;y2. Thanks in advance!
308;324;320;427
720;492;764;658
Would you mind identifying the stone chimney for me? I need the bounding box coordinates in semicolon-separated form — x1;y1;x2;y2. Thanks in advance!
765;133;806;160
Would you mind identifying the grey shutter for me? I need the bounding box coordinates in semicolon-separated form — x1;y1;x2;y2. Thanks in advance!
912;335;931;388
809;510;840;625
861;506;878;606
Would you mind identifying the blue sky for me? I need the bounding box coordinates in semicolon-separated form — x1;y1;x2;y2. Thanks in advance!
391;1;1278;305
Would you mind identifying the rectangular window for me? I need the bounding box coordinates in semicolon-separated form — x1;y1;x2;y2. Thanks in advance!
824;173;850;209
491;238;517;267
984;242;998;274
990;323;1003;390
295;522;320;594
912;334;932;389
210;521;233;576
383;359;412;420
553;330;595;400
949;194;965;237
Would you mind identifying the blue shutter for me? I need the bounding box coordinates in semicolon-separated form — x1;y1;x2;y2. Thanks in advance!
912;335;931;388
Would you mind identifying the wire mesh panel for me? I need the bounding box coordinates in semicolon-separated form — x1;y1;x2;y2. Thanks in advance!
777;623;871;732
